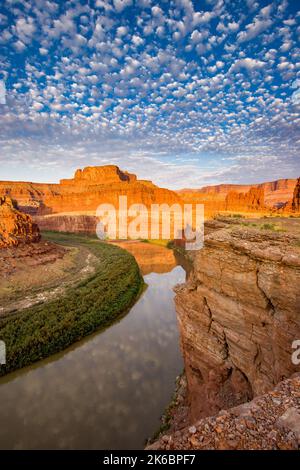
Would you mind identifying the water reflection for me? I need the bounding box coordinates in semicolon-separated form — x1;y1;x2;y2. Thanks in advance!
0;245;185;450
111;241;177;275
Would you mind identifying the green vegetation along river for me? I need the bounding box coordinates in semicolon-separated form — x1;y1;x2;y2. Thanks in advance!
0;235;186;449
0;233;143;376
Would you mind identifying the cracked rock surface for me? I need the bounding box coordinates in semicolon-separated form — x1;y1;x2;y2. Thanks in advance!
174;222;300;422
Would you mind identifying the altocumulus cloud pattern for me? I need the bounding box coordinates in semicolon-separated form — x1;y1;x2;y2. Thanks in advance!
0;0;299;187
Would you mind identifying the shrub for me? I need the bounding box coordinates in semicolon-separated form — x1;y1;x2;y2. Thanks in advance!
0;233;143;376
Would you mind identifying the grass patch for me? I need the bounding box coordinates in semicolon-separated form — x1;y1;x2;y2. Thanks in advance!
259;223;286;232
239;222;286;232
260;222;276;230
0;232;143;377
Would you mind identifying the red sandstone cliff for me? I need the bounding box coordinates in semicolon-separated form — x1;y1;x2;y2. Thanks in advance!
178;178;297;209
225;187;265;211
291;178;300;213
283;177;300;214
0;165;181;218
0;196;40;248
149;219;300;450
1;169;299;234
176;223;300;422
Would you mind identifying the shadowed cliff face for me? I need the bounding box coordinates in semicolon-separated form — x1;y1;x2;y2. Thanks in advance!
175;221;300;422
0;196;40;248
283;177;300;214
292;178;300;213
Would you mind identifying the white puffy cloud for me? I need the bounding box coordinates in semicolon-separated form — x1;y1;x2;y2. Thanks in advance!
113;0;133;13
237;18;273;42
0;80;6;104
14;40;26;52
230;58;266;72
15;17;36;42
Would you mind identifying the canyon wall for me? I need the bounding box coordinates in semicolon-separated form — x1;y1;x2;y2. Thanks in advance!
179;178;297;209
292;178;300;212
175;221;300;422
195;178;296;208
0;165;182;232
1;169;299;234
34;214;98;233
283;177;300;214
225;187;265;212
0;196;40;248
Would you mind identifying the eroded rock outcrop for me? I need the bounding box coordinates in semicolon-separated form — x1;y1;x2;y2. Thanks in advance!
284;177;300;214
225;187;265;212
175;224;300;422
0;166;182;232
34;214;98;233
148;374;300;450
148;220;300;450
0;196;40;248
60;165;137;185
181;179;297;209
291;178;300;212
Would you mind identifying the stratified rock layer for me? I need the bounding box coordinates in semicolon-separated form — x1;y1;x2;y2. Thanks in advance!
175;222;300;421
0;196;40;248
179;179;297;208
291;178;300;212
225;187;265;211
0;165;180;217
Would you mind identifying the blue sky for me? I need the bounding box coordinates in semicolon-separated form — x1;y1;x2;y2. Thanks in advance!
0;0;299;188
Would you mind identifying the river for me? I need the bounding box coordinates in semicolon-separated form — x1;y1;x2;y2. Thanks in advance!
0;242;186;450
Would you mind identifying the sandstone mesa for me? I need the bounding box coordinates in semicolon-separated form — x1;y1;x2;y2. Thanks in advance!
0;166;299;234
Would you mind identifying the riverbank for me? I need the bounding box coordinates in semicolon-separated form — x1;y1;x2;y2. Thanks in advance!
0;231;143;377
0;242;185;449
148;216;300;450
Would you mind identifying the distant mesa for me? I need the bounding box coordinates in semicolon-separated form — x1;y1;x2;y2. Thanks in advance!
0;196;40;248
0;166;299;234
0;165;182;233
60;165;137;186
178;178;297;209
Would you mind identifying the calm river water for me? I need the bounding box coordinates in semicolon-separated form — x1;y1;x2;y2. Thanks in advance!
0;243;186;449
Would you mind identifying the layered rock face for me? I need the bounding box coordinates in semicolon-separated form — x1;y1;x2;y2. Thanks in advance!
179;186;266;216
0;166;182;232
292;178;300;212
195;179;296;208
0;181;59;214
34;214;98;233
225;187;265;211
0;196;40;248
179;178;297;210
60;165;137;185
175;223;300;422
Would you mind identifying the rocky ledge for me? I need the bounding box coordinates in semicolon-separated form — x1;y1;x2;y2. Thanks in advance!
0;196;40;248
149;218;300;450
148;373;300;450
